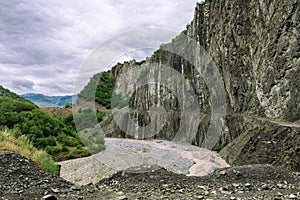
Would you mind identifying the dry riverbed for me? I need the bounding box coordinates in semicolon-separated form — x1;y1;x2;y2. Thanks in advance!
59;138;229;185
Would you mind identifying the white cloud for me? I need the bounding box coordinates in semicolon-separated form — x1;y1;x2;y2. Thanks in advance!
0;0;200;96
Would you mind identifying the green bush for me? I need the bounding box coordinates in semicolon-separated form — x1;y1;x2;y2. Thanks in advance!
34;151;60;175
36;137;56;148
79;72;115;108
0;130;59;175
79;130;105;154
0;96;89;161
72;109;105;132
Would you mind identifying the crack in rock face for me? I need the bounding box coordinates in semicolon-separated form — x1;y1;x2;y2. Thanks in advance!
59;138;229;186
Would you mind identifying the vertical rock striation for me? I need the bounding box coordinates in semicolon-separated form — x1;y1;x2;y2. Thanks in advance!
79;0;299;170
191;0;300;121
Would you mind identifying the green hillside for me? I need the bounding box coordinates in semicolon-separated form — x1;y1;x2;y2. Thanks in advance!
0;86;30;102
0;86;90;161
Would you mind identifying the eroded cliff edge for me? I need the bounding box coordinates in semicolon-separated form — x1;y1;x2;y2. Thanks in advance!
78;0;300;171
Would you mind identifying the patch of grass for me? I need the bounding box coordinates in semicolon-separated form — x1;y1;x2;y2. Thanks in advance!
288;131;295;138
34;151;59;174
0;130;59;175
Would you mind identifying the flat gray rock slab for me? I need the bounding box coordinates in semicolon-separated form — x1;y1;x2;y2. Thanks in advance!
59;138;229;186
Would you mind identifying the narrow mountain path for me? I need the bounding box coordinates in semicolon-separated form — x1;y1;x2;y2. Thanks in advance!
238;113;300;128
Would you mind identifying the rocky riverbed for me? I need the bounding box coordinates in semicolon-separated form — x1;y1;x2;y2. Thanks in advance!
1;152;299;200
96;164;300;200
59;138;229;185
0;152;95;200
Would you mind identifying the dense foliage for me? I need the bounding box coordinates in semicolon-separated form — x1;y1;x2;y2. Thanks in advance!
0;86;29;101
0;90;90;161
64;108;105;132
79;72;131;109
95;73;115;108
63;108;106;153
79;72;115;108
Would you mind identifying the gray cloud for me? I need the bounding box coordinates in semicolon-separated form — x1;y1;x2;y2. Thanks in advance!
0;0;200;96
11;79;35;91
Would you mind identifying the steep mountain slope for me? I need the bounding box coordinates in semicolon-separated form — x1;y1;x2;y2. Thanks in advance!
78;0;299;170
22;93;77;107
0;86;89;161
0;86;30;102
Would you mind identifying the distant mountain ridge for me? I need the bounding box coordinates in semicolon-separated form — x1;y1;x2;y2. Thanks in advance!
22;93;77;107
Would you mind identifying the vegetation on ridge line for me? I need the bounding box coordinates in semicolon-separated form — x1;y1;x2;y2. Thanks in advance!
0;130;59;175
79;72;131;109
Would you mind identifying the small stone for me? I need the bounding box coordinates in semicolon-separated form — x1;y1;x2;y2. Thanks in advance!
197;185;206;190
178;189;184;193
232;183;239;187
51;188;59;193
117;196;128;200
41;195;57;200
195;195;204;199
283;185;288;189
277;184;284;189
71;186;80;191
221;190;232;195
245;183;251;187
219;170;226;175
261;184;268;190
230;197;236;200
211;190;217;195
277;192;283;196
234;170;241;176
117;191;124;196
289;194;296;199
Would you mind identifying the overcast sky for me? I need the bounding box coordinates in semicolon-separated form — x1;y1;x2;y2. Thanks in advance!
0;0;201;96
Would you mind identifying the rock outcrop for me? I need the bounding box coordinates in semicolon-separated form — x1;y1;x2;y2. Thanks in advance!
78;0;299;170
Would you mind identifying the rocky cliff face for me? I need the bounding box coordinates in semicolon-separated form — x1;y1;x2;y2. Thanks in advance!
79;0;299;170
191;0;299;121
